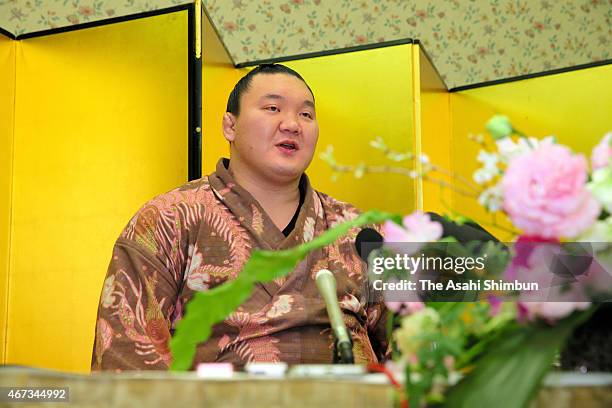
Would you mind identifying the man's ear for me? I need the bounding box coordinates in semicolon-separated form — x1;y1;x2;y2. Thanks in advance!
222;112;237;142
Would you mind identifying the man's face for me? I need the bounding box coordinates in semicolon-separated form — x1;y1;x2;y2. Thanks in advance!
223;73;319;183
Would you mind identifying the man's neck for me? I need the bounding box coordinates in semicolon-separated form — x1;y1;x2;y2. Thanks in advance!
228;161;301;230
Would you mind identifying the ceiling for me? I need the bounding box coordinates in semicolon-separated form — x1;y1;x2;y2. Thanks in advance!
1;0;610;89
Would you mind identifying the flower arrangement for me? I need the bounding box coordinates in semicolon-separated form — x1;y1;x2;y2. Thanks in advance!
169;115;611;408
321;116;612;407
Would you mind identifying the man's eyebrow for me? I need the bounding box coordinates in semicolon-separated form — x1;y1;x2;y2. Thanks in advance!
303;100;315;109
261;93;284;101
261;93;315;109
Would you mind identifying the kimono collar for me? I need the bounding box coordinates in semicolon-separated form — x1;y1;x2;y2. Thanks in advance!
208;158;319;250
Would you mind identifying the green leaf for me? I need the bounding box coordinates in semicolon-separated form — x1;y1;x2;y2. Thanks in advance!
169;278;253;371
442;309;594;408
170;209;398;371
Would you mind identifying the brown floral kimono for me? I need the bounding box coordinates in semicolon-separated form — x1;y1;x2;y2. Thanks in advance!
92;159;388;370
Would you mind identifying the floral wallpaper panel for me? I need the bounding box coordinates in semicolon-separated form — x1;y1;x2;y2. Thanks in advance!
204;0;611;88
1;1;609;88
0;0;191;37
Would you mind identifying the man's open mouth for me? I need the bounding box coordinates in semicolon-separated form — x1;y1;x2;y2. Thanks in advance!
276;141;299;151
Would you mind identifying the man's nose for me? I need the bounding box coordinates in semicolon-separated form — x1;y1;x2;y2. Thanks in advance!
280;115;301;134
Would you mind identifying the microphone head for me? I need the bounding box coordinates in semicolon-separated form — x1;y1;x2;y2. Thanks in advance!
315;268;334;282
355;228;384;261
315;269;337;296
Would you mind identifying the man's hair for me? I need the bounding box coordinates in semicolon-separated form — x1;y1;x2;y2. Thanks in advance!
226;64;314;116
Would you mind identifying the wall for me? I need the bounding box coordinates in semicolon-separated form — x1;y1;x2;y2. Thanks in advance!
6;11;188;373
0;33;15;364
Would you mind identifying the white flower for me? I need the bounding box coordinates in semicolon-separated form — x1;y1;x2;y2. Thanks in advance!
369;137;387;150
496;136;555;163
495;138;522;161
521;302;591;322
395;308;440;358
587;167;612;213
577;218;612;253
478;184;503;212
473;167;499;184
473;150;501;184
477;150;499;169
578;218;612;242
387;152;410;162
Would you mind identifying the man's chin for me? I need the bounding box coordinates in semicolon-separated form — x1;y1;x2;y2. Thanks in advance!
268;164;305;182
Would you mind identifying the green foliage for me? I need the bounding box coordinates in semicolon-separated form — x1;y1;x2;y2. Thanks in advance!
442;309;594;408
169;210;399;371
401;302;492;407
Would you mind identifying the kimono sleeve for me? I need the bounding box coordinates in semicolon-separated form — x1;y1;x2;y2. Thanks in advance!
91;203;185;371
92;239;180;371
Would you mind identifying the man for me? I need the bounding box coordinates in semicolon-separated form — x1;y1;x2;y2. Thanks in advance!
92;64;388;370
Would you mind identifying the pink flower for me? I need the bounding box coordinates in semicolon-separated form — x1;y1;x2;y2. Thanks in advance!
591;132;612;170
487;295;502;316
502;140;600;238
519;302;590;322
383;211;443;255
509;237;592;322
384;211;443;242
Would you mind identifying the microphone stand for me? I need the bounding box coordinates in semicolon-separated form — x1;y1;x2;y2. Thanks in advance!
333;336;354;364
315;269;356;365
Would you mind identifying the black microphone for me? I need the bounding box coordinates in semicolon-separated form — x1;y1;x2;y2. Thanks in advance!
427;212;500;243
354;217;499;251
355;228;384;262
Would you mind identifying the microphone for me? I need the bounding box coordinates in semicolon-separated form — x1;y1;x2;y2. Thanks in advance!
353;216;500;248
355;228;384;262
315;269;354;364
